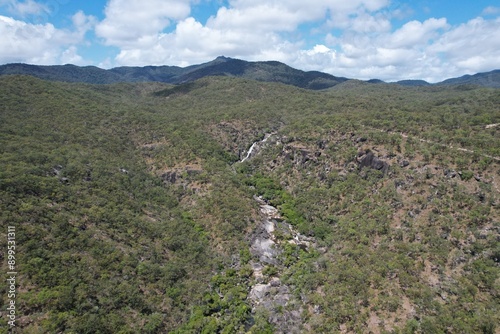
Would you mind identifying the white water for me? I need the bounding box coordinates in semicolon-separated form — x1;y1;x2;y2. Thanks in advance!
241;142;257;162
241;133;273;162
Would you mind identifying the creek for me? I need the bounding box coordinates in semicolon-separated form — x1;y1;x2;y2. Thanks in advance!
247;195;317;333
240;134;317;333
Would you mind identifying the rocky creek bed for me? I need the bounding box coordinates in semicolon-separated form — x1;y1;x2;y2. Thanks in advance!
236;134;319;333
247;195;317;333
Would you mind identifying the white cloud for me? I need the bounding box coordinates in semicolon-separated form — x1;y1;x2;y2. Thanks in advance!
429;17;500;74
309;44;332;55
113;16;291;66
0;15;61;63
99;0;394;68
348;12;391;33
293;45;337;72
207;5;303;33
230;0;389;17
0;14;92;64
482;6;500;16
73;10;97;34
388;18;449;48
61;46;84;65
0;0;48;17
95;0;192;47
286;14;500;82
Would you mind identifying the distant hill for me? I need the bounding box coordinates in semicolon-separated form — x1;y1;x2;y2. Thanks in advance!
0;63;123;84
0;56;349;90
437;69;500;88
394;79;431;87
0;57;499;89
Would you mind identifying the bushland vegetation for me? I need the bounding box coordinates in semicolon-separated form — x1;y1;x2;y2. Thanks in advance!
0;75;498;333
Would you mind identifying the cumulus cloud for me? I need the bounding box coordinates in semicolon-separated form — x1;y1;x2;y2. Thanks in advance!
0;15;63;63
0;12;94;64
388;18;449;48
337;18;500;82
113;16;292;66
293;14;500;82
61;45;85;65
98;0;394;67
207;5;303;33
95;0;192;47
429;17;500;74
348;12;391;33
73;10;97;34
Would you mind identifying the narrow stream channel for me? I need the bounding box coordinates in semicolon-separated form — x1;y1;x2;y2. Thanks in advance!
239;134;317;333
248;195;316;333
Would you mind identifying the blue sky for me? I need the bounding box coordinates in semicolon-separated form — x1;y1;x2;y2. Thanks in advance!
0;0;499;82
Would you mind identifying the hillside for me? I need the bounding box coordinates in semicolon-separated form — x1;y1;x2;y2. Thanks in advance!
0;75;499;333
438;69;500;88
1;57;499;89
0;57;349;90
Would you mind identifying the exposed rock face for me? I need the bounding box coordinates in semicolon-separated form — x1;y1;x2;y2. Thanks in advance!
357;150;389;174
251;238;280;265
444;169;457;178
161;171;177;183
160;165;203;188
247;196;314;334
281;145;318;166
400;160;410;168
356;137;367;143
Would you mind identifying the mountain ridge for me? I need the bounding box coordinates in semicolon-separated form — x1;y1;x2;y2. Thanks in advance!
0;56;499;89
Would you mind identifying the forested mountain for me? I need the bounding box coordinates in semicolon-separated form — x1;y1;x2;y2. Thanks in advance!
1;57;499;88
437;69;500;88
0;57;348;89
0;74;498;333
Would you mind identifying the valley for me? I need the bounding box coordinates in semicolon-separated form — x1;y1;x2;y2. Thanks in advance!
0;74;498;333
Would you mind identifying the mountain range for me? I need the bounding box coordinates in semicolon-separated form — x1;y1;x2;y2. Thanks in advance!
1;56;499;89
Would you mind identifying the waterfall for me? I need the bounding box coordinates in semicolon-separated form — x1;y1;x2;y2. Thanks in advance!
241;142;258;162
241;133;272;162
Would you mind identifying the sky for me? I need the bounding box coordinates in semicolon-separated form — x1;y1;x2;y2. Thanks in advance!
0;0;499;82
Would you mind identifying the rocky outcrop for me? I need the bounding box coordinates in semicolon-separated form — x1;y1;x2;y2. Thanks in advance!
160;165;203;187
247;196;315;334
281;145;318;166
356;150;389;174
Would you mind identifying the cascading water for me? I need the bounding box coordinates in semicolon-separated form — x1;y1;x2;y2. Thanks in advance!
241;133;273;162
234;132;319;332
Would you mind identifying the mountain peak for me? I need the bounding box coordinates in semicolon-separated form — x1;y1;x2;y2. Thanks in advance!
215;55;232;61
